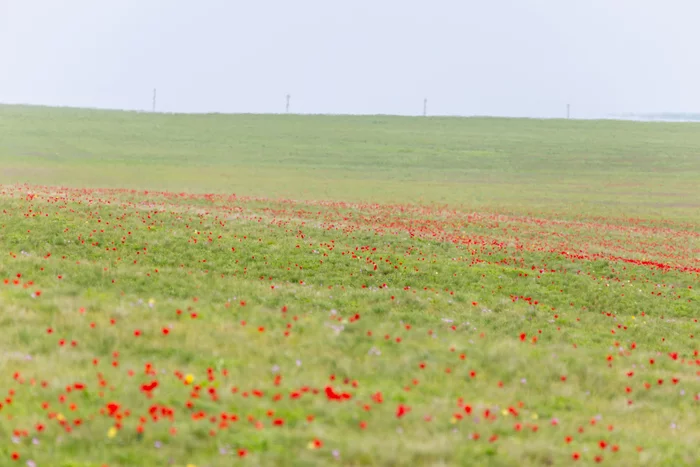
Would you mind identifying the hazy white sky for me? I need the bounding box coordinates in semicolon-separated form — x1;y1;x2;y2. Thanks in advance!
1;0;698;118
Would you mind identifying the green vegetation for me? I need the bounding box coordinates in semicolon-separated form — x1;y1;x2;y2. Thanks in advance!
0;105;698;466
2;104;700;222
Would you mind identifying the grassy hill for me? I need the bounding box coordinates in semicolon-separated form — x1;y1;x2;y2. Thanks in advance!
2;104;700;222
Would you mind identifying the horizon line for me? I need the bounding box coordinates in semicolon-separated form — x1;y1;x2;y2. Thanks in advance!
1;102;699;123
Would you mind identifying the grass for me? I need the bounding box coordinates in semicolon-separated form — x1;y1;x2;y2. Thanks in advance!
0;105;698;466
2;104;700;222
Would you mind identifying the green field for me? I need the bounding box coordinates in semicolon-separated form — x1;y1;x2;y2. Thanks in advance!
2;105;700;222
0;105;698;466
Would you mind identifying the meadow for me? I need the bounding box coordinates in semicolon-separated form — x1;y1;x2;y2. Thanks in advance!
0;105;698;466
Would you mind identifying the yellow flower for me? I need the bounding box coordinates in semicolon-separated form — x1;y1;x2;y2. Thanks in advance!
56;413;65;422
501;409;508;416
450;416;457;424
107;427;117;438
184;374;194;385
187;464;197;467
531;413;539;420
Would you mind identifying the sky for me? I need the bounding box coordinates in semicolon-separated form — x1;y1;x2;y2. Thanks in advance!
1;0;699;118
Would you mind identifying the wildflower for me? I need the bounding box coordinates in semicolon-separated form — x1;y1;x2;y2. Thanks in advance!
107;427;117;438
307;438;323;450
396;404;410;418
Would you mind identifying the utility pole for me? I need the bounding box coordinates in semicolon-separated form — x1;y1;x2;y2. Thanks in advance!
286;94;290;113
566;103;570;119
423;98;427;117
152;88;157;113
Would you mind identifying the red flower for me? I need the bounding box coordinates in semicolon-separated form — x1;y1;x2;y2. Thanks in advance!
325;386;342;401
141;381;159;393
106;402;120;416
396;404;410;418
